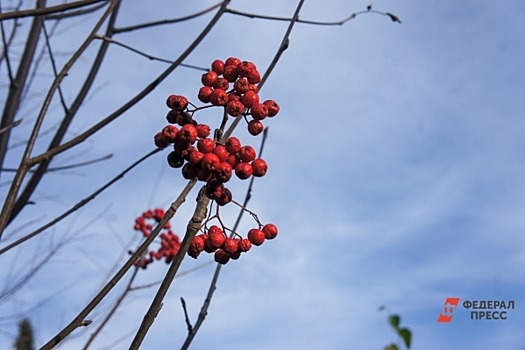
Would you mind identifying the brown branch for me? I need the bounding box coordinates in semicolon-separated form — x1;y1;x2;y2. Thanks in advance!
129;188;210;349
113;2;223;34
38;179;197;350
0;149;159;256
1;154;113;173
0;0;108;20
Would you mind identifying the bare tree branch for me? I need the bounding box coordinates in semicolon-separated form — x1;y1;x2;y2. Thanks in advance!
0;0;108;21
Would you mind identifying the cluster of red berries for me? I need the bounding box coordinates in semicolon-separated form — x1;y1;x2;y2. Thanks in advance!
133;208;181;268
188;223;278;265
153;58;278;207
197;57;280;136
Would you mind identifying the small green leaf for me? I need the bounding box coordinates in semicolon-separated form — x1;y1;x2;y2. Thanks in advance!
388;314;400;329
398;328;412;349
384;344;398;350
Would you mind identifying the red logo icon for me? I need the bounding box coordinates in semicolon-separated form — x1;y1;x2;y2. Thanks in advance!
437;297;460;323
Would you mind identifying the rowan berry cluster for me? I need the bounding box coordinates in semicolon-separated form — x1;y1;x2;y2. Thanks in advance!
153;58;279;207
152;57;280;265
133;208;181;268
188;223;278;265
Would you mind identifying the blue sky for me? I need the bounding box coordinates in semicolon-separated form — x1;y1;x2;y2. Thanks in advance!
1;0;525;349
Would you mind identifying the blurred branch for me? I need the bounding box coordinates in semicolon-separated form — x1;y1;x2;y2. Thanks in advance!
81;267;139;350
1;154;113;173
0;0;108;20
0;149;159;256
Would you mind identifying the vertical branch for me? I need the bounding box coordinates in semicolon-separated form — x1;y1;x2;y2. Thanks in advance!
0;0;46;175
6;0;122;228
129;189;210;349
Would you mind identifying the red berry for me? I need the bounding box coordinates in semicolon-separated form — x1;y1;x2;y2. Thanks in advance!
212;145;229;162
234;78;250;94
226;153;240;168
207;226;226;249
215;162;233;182
236;61;257;78
213;77;230;91
211;59;225;74
225;57;241;67
179;124;198;143
201;71;218;86
195;123;211;138
247;120;264;136
188;235;206;258
251;158;268;177
238;145;256;162
238;238;252;252
226;99;245;117
263;100;280;117
251;103;269;120
201;153;221;173
235;162;253;180
223;65;239;82
189;150;205;164
198;86;213;103
154;132;169;148
247;69;261;84
166;94;188;111
197;138;215;153
222;237;239;255
161;125;179;143
214;249;230;264
210;88;229;106
241;91;259;108
262;223;278;239
247;228;265;246
215;187;232;206
225;137;242;154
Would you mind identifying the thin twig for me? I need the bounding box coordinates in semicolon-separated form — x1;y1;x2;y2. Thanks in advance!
94;35;208;70
0;149;158;256
1;154;113;173
113;2;223;34
81;267;139;350
0;0;108;20
225;6;401;25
